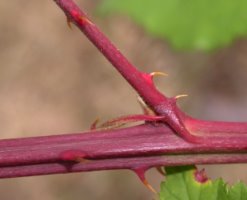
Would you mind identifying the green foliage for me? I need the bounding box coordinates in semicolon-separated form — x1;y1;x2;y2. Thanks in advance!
100;0;247;51
228;182;247;200
159;166;247;200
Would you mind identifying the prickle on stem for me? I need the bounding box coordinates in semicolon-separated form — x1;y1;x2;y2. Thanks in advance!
133;168;157;193
137;96;155;115
90;118;100;130
60;150;89;163
90;114;165;130
156;166;166;176
175;94;188;100
150;71;168;79
66;17;73;29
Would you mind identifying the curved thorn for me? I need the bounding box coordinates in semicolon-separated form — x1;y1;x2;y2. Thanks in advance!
137;96;146;107
156;166;166;176
90;118;100;130
150;71;168;78
142;179;157;194
175;94;188;100
133;168;157;194
66;17;73;29
98;114;165;130
137;96;155;115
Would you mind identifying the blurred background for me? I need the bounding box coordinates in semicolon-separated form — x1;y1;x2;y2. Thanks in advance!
0;0;247;199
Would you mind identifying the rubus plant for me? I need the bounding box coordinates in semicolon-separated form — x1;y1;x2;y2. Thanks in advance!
0;0;247;199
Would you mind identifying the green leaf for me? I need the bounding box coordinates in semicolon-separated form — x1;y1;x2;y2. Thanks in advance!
228;182;247;200
100;0;247;51
159;166;247;200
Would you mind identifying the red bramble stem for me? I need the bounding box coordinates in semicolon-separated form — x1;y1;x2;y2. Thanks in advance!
54;0;247;144
0;0;246;182
53;0;194;142
0;124;247;179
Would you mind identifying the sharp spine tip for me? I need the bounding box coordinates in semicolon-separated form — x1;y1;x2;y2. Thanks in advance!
137;96;154;115
156;166;166;176
66;17;73;29
133;168;157;194
175;94;188;100
150;71;168;78
90;118;100;130
143;179;157;194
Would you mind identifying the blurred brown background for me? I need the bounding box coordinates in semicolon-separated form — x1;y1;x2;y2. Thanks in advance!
0;0;247;199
